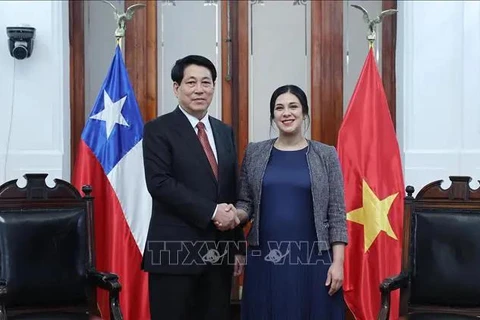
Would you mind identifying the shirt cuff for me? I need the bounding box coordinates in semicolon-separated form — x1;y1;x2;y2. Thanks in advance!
211;205;218;220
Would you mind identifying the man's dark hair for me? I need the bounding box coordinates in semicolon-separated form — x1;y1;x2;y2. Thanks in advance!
171;55;217;84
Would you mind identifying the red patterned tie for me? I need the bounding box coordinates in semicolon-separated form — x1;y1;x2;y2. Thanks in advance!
196;122;218;179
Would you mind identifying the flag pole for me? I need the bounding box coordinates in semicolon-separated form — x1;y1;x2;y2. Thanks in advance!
350;4;398;51
101;0;146;54
117;38;124;53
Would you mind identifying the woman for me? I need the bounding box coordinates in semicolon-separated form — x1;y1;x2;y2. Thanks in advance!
235;85;347;319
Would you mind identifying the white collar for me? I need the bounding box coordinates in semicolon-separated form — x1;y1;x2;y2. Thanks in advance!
178;105;211;131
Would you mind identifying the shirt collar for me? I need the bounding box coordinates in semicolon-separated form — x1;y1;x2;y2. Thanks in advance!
178;105;211;131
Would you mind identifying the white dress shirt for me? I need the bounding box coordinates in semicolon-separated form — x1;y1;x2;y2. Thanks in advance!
178;105;218;219
178;105;218;163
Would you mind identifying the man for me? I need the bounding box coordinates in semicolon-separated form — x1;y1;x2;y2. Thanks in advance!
142;55;245;320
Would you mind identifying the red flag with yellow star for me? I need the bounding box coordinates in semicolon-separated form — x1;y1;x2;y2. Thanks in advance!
337;48;404;320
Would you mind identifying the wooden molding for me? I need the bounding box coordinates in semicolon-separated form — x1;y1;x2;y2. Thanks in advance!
221;0;233;126
230;0;249;161
125;0;158;122
225;0;250;306
311;1;344;146
382;0;397;129
69;0;85;177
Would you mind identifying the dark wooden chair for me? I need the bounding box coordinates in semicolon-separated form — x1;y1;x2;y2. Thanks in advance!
0;174;123;320
378;176;480;320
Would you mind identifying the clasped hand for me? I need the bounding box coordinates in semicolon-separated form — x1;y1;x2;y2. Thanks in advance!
213;203;240;231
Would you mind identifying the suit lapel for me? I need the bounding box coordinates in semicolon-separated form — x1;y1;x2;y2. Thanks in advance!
171;107;218;186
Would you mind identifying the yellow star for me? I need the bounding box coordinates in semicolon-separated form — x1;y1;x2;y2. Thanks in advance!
347;180;398;252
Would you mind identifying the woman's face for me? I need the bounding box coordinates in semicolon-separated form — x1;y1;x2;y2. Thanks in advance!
272;92;304;135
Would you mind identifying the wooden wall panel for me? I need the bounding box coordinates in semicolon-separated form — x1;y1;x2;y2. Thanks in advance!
223;0;249;311
231;0;249;162
382;0;397;129
311;1;344;147
125;0;158;122
69;0;85;175
221;1;233;127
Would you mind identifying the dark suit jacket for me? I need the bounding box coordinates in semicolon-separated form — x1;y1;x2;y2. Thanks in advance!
142;107;245;274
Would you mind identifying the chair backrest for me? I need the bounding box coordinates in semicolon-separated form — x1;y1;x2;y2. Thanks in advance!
403;176;480;312
0;174;95;311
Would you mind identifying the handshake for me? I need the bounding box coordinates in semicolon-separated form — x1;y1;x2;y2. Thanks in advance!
213;203;243;231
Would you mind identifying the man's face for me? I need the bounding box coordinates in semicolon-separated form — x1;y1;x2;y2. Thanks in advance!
173;64;215;119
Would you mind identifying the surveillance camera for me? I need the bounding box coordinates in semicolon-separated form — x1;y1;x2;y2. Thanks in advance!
6;26;36;60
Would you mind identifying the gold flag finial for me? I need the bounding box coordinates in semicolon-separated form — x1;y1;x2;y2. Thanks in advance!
351;5;397;49
102;0;146;51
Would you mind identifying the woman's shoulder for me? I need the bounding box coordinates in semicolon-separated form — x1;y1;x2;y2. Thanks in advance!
308;140;341;165
308;139;336;153
245;139;275;154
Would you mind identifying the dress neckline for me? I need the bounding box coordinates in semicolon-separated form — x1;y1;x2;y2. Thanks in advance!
273;146;308;152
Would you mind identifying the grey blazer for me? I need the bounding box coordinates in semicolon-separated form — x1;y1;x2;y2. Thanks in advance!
236;138;348;252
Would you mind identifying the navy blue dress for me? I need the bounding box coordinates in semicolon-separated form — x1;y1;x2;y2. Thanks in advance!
241;147;345;320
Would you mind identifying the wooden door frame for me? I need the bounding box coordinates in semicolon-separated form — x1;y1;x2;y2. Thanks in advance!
124;0;158;123
222;0;249;162
310;1;344;146
69;0;85;176
382;0;397;129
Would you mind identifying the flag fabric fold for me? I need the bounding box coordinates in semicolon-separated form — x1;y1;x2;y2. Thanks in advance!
337;48;404;320
73;45;151;320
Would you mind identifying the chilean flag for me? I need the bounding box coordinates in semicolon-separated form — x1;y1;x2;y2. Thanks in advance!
73;46;151;320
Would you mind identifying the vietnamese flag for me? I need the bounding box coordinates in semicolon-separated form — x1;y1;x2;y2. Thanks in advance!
337;48;404;320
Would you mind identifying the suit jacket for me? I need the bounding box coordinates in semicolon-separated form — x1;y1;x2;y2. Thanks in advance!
142;107;245;274
236;139;348;253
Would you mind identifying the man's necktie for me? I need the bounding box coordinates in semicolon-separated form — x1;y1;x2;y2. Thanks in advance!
196;122;218;180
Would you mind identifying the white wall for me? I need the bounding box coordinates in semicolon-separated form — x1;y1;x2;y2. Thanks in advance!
397;0;480;193
0;1;70;184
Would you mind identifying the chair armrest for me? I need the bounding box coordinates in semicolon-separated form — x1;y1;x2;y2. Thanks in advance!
377;272;409;320
88;270;121;293
87;270;123;320
380;272;409;294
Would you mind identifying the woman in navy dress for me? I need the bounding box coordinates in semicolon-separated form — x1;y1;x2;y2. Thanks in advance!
234;85;347;319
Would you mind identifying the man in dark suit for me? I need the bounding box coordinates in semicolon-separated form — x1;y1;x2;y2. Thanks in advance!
142;55;245;320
